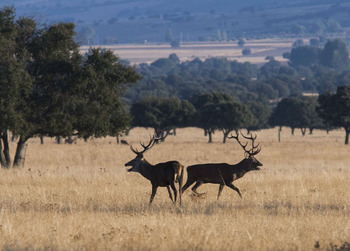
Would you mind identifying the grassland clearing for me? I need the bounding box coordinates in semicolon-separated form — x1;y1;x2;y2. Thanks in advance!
80;38;294;65
0;127;349;250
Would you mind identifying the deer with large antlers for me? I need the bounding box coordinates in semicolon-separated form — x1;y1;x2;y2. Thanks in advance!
125;136;184;205
182;132;262;199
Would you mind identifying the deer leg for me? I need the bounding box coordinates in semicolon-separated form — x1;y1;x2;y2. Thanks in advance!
166;186;174;202
170;183;177;203
149;185;158;205
178;173;183;206
191;181;204;195
181;179;195;194
227;183;242;198
217;184;225;200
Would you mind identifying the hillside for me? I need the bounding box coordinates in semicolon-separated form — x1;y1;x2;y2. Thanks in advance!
2;0;350;44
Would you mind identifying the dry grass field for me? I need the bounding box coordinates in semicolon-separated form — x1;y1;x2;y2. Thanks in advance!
0;127;350;250
80;38;294;65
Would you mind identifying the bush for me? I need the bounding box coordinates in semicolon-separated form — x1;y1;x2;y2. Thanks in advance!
242;48;251;55
238;38;245;47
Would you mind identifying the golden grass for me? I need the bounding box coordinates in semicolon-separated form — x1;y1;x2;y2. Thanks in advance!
1;127;350;250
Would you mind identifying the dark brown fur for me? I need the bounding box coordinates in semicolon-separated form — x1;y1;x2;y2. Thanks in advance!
182;157;262;199
126;156;184;205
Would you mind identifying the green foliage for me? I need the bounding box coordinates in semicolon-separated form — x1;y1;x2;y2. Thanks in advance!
269;96;324;133
319;39;350;72
75;48;141;138
127;57;260;103
310;65;338;93
150;57;177;71
0;6;34;167
131;97;196;138
191;92;235;110
170;40;180;48
258;60;282;78
25;22;82;139
168;53;180;64
309;38;321;47
242;48;251;55
289;46;321;67
247;101;272;130
237;38;245;47
317;85;350;144
190;92;255;143
0;7;140;167
0;6;33;136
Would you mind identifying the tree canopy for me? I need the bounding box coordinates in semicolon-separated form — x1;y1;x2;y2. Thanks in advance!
0;7;140;167
317;85;350;144
190;92;255;143
131;97;195;139
269;96;325;136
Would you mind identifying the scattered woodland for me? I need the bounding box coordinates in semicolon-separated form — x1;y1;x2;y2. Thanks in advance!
1;5;350;251
2;6;350;169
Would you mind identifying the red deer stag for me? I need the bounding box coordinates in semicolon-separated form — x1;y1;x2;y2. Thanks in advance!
182;132;262;199
125;136;184;205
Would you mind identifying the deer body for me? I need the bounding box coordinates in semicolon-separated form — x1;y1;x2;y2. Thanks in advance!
127;159;183;187
125;136;184;205
182;132;263;199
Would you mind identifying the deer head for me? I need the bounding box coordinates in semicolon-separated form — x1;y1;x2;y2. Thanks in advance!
228;132;263;171
125;135;159;172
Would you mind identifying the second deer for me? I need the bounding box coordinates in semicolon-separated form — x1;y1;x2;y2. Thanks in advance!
182;132;262;199
125;136;184;205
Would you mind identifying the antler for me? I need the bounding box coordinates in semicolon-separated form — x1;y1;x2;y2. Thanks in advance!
228;131;261;156
241;132;261;156
130;135;157;155
227;132;249;154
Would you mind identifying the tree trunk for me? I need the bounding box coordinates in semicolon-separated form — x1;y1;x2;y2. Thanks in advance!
345;129;350;145
116;134;120;144
40;136;44;144
309;128;314;135
1;131;11;168
291;127;295;135
56;136;61;144
301;128;306;136
0;136;6;168
208;130;213;143
222;130;230;143
13;136;28;167
278;126;282;142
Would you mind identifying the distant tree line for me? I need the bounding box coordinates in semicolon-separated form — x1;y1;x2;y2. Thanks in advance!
129;89;350;145
125;38;350;106
125;37;350;144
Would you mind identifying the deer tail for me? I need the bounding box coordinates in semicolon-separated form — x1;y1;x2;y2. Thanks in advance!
174;162;184;184
174;162;184;206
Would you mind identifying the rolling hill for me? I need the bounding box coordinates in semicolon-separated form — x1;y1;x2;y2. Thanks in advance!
2;0;350;44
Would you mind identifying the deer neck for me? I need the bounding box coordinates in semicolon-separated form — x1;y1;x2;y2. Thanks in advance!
138;159;153;181
233;160;250;179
